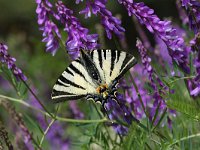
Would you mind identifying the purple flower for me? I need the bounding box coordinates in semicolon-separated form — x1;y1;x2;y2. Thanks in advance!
176;0;189;25
46;122;70;150
136;39;175;124
79;0;125;39
121;66;151;120
56;1;99;59
181;0;200;33
118;1;190;74
103;93;143;135
41;21;61;55
104;94;134;135
154;36;172;65
188;33;200;97
0;43;27;81
36;0;61;55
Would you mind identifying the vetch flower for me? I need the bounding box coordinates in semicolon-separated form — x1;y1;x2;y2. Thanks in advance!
79;0;125;39
56;1;99;59
190;32;200;51
41;20;61;55
36;0;61;55
136;39;175;125
0;43;27;81
124;65;151;120
181;0;200;33
118;1;190;74
176;0;189;25
104;93;138;135
188;33;200;97
154;36;172;65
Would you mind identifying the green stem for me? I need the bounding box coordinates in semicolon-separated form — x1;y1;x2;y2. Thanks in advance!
128;71;148;118
0;94;113;124
38;118;56;149
149;76;195;95
151;108;167;132
20;78;54;118
169;132;200;147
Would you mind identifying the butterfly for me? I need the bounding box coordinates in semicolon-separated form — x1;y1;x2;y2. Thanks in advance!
51;49;137;106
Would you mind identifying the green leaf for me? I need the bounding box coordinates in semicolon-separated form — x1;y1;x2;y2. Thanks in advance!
24;114;44;134
166;100;200;121
123;122;145;150
151;101;162;127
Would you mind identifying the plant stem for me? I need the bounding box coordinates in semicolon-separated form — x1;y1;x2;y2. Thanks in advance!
38;118;56;149
20;78;54;118
0;94;112;124
169;132;200;147
128;71;148;118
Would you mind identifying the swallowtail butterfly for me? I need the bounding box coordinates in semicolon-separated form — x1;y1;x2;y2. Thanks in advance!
51;49;137;106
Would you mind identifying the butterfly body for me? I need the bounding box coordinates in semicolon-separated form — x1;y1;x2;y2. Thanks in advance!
51;49;137;104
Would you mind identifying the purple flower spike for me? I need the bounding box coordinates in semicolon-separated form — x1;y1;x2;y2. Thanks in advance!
104;93;138;135
56;1;99;59
176;0;189;25
119;1;190;74
181;0;200;33
80;0;125;39
136;39;176;125
41;20;61;55
36;0;61;55
188;33;200;97
122;66;151;120
0;43;27;81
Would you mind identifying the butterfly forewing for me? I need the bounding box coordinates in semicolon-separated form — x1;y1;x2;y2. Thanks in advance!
51;58;97;102
90;49;137;86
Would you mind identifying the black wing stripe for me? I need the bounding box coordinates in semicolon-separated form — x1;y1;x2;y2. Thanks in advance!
103;49;106;60
75;59;82;64
90;50;94;60
52;95;85;103
69;63;86;80
52;89;76;97
97;49;103;68
120;53;130;72
116;50;121;62
116;57;137;81
110;50;116;76
59;75;86;90
65;68;74;76
56;79;69;87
